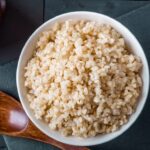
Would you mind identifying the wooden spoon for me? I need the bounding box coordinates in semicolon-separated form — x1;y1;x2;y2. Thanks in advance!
0;91;89;150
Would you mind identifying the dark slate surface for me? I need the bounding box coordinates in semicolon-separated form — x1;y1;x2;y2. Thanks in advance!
0;0;150;150
0;0;43;65
0;136;7;150
44;0;149;20
3;136;59;150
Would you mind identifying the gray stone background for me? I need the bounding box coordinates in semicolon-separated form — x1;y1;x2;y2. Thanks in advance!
0;0;150;150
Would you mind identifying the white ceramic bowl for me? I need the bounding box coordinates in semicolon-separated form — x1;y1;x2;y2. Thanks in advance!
17;11;149;146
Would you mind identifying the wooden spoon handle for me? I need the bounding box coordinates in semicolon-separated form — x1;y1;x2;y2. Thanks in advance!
0;91;90;150
20;121;90;150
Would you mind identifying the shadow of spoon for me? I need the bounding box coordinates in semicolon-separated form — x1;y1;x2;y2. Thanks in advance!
0;91;89;150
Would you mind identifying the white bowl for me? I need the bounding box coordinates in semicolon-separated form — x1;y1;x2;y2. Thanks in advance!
17;11;149;146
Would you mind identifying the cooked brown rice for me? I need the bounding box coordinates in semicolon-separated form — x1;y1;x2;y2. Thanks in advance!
24;20;142;137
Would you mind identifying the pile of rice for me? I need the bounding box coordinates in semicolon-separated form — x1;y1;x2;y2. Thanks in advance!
24;20;142;137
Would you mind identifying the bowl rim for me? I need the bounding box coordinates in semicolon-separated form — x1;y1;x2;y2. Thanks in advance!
16;11;149;146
